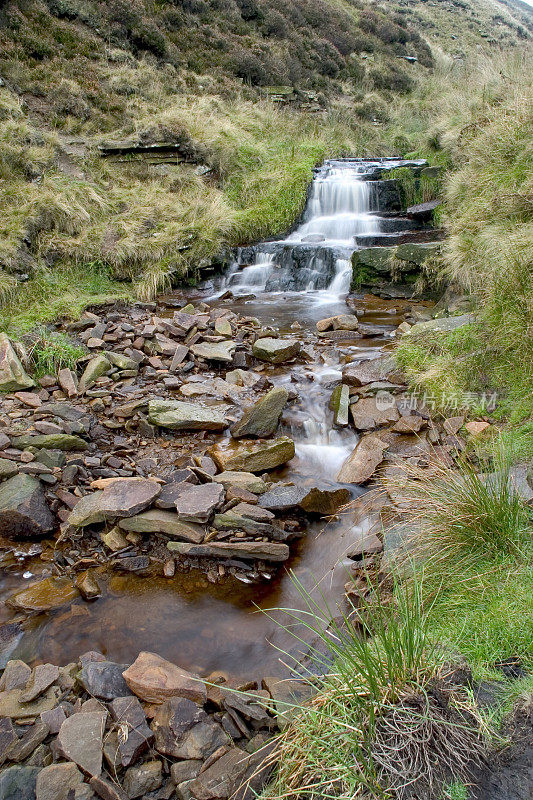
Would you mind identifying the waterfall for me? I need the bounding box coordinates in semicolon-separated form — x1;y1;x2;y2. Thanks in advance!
221;159;381;296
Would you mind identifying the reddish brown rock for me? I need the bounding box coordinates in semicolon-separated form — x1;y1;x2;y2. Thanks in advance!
123;652;207;705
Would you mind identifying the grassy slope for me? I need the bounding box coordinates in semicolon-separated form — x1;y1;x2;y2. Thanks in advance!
0;0;531;332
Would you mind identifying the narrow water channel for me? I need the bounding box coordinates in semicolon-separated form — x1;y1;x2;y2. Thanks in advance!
1;159;426;680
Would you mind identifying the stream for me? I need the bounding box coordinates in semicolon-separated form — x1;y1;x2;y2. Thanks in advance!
1;158;429;681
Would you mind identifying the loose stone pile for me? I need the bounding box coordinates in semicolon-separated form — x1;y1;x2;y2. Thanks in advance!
0;648;314;800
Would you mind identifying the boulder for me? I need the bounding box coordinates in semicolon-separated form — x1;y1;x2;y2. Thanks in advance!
406;199;440;221
172;482;224;523
342;356;404;387
0;474;56;538
212;471;268;494
210;437;295;473
349;397;400;430
395;240;441;266
57;710;106;776
79;354;111;391
330;384;349;427
118;510;205;543
123;652;207;705
231;387;288;439
299;485;351;515
258;484;307;511
406;313;475;336
167;540;290;562
148;398;229;431
0;334;34;392
11;433;88;451
7;577;78;612
337;435;390;484
68;478;161;527
252;337;300;364
190;342;236;362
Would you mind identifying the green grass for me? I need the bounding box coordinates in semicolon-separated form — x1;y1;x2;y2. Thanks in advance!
25;326;86;377
263;573;484;800
0;261;130;337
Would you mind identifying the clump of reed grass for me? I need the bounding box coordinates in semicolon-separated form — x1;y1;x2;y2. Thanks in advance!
262;572;485;800
25;326;86;376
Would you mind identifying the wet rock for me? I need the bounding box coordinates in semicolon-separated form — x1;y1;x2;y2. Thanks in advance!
190;342;236;363
252;337;300;364
75;570;102;600
7;577;78;611
258;484;307;511
123;651;207;705
0;684;61;719
0;765;41;800
12;433;88;451
342;356;403;387
118;510;205;543
152;697;229;760
148;399;229;431
57;709;106;776
168;540;290;562
0;334;35;391
231;388;288;439
210;437;295;473
79;661;132;700
35;762;84;800
349;397;400;430
173;482;225;523
79;354;112;391
20;663;59;702
330;384;349;427
212;472;268;495
124;761;163;798
337;434;390;484
68;478;161;527
346;529;383;559
109;695;155;767
0;474;56;539
299;485;351;515
317;315;358;332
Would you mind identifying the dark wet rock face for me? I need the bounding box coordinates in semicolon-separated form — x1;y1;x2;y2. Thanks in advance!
0;474;56;538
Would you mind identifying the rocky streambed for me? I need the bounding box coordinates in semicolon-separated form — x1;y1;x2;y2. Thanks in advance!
0;283;495;799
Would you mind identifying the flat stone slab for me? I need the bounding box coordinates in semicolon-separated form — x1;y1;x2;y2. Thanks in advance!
407;313;475;336
350;396;400;430
190;341;236;362
342;356;404;387
118;509;205;542
68;478;161;527
11;434;88;451
148;398;229;431
212;471;268;494
57;709;106;776
210;437;295;473
7;578;78;612
337;434;390;484
173;482;225;523
167;540;290;562
252;337;301;363
123;651;207;705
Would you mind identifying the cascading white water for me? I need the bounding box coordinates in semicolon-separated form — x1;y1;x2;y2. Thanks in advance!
221;159;380;296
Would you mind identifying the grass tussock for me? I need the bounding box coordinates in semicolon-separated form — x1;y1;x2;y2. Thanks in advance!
263;574;485;800
25;326;86;377
383;449;533;678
